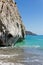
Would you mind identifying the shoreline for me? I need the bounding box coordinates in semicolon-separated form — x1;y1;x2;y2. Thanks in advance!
0;47;42;65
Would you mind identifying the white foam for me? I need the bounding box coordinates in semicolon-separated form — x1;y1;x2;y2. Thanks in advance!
0;62;24;65
25;45;40;48
29;59;39;62
16;45;40;48
17;59;39;63
0;54;18;58
0;47;12;49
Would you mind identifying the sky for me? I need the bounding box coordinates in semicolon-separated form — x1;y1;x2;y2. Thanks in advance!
15;0;43;35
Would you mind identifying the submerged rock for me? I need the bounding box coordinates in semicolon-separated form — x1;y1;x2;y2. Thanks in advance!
0;0;25;46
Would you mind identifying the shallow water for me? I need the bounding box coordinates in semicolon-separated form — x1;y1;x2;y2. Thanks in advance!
15;35;43;48
0;35;43;65
0;47;43;65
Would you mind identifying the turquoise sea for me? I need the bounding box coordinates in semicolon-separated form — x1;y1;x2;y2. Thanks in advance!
0;35;43;65
15;35;43;48
14;35;43;65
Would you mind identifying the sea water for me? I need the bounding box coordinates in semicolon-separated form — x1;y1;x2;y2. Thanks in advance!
15;35;43;48
14;35;43;65
0;35;43;65
15;35;43;55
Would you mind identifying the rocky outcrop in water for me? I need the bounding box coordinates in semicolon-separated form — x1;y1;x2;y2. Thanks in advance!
0;0;25;46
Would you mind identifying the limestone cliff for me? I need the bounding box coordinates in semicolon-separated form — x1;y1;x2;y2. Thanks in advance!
0;0;25;46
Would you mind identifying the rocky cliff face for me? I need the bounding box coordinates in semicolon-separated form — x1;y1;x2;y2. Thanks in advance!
0;0;25;46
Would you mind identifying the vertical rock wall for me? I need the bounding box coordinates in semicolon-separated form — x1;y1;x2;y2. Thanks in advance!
0;0;25;46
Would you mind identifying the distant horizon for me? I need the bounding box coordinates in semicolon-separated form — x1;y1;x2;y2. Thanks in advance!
15;0;43;35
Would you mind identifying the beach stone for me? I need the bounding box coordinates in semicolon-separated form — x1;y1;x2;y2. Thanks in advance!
0;0;25;46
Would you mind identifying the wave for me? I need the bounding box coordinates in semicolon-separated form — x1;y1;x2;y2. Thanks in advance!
28;45;40;48
0;45;41;49
15;45;41;48
0;62;23;65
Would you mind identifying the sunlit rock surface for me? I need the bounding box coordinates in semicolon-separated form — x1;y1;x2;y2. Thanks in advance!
0;0;25;46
